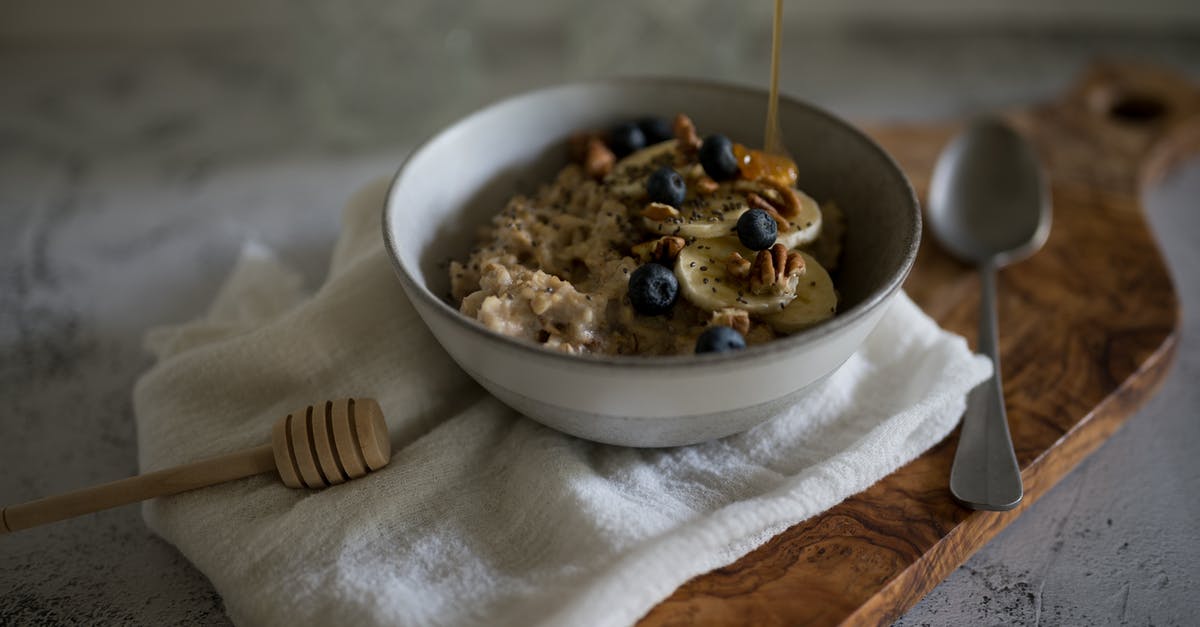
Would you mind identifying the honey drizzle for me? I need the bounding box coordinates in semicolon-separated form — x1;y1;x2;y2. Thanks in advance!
763;0;787;156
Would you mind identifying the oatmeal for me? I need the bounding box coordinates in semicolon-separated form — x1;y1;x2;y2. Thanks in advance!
450;114;841;356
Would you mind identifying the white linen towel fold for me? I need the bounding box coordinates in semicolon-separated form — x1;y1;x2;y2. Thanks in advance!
134;177;991;627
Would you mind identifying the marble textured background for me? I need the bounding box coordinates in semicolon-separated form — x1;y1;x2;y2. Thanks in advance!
1;1;1199;624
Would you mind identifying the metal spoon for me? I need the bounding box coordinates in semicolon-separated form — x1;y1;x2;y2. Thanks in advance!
928;117;1050;511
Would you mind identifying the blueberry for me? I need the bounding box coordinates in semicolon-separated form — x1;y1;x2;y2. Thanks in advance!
699;134;740;181
646;166;687;208
608;122;646;158
628;263;678;316
736;208;778;250
637;117;673;144
695;326;747;354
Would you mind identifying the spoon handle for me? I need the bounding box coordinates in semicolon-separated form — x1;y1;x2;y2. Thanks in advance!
950;263;1024;510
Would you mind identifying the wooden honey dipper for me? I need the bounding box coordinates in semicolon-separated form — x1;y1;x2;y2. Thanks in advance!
1;398;390;534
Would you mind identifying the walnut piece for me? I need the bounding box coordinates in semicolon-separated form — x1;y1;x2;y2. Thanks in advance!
641;202;681;221
725;251;752;279
749;243;806;295
632;236;686;264
584;137;615;179
710;308;750;336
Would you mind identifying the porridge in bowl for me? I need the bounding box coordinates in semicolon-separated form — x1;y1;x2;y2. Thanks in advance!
449;114;843;356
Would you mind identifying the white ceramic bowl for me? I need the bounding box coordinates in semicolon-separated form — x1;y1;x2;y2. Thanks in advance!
383;78;919;447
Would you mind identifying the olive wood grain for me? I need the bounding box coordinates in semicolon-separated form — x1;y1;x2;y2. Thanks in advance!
1;397;390;533
639;62;1196;626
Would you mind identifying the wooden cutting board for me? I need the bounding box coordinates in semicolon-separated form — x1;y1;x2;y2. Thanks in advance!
639;62;1199;626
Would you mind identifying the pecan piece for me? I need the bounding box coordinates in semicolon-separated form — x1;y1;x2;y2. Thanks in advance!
746;192;791;230
641;202;681;222
673;113;702;163
710;308;750;336
749;243;805;295
725;251;752;279
568;131;603;162
732;180;761;194
762;178;802;219
583;137;615;179
694;175;720;195
785;250;806;277
632;236;686;264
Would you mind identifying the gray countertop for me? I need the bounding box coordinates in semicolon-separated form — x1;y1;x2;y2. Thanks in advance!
1;23;1198;626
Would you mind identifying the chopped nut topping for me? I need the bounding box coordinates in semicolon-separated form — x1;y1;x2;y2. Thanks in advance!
762;179;802;219
641;202;681;221
695;176;720;195
568;131;603;162
711;308;750;336
673;113;702;164
785;249;806;277
725;251;752;279
732;180;761;194
658;236;686;262
584;137;615;179
749;243;805;295
632;236;686;264
746;192;791;230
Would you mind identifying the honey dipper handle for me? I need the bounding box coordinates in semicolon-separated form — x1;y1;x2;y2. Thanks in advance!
1;444;276;533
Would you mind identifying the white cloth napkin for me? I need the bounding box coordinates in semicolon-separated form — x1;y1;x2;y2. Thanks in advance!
134;177;991;627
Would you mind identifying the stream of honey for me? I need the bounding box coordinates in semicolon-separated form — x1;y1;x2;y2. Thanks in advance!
733;0;798;185
763;0;786;155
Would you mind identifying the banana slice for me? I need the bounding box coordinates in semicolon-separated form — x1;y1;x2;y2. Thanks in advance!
763;251;837;333
606;140;678;197
775;189;823;248
674;237;795;314
644;189;749;239
649;186;820;243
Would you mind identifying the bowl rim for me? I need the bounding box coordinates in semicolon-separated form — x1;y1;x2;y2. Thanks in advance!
382;76;921;370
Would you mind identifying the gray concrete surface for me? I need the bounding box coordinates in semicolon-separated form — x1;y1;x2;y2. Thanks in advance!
1;14;1198;626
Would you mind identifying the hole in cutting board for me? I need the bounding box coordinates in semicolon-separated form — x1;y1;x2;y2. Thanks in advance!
1108;93;1168;124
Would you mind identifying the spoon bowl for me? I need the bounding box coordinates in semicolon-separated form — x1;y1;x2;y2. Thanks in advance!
929;118;1050;266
